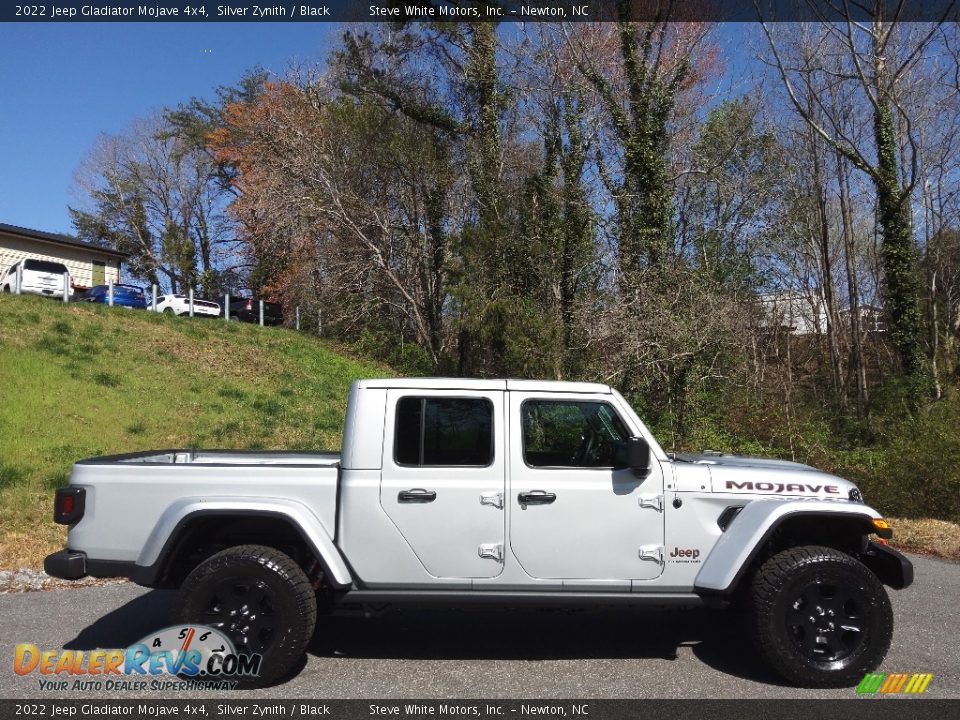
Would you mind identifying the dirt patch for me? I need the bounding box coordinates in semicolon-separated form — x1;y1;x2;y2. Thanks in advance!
0;567;127;594
889;517;960;562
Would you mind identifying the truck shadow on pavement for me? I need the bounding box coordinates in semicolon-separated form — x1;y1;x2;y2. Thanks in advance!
62;590;788;687
64;589;174;651
309;607;789;686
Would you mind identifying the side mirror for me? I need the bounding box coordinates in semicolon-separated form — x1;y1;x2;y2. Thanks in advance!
626;437;651;478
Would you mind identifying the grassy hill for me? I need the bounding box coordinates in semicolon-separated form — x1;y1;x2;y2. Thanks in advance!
0;293;388;570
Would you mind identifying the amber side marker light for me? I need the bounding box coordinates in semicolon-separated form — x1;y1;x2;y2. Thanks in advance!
872;518;894;540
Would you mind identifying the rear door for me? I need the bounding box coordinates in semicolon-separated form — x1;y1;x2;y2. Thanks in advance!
508;392;665;581
380;389;505;578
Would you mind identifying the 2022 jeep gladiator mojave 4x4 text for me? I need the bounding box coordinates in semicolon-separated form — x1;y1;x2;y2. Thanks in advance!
45;378;912;687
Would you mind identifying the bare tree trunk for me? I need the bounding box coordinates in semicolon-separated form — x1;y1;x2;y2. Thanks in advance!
807;122;845;404
837;152;869;418
922;179;943;399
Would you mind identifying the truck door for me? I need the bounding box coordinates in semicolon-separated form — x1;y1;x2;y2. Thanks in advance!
508;392;665;581
381;389;505;579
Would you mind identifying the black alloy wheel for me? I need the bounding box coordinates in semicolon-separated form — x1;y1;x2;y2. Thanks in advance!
786;579;866;663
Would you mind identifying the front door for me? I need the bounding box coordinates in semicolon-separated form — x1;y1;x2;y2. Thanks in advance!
509;393;665;581
91;261;106;286
380;389;505;578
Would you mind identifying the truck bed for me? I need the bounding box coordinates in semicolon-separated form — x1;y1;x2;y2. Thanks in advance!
68;449;341;564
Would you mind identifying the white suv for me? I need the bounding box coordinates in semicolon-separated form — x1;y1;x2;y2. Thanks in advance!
1;259;73;298
153;293;221;318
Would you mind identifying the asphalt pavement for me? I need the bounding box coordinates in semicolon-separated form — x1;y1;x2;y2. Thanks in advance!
0;553;956;700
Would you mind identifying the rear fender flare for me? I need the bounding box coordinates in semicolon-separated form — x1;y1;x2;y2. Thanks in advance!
135;497;353;587
694;500;882;594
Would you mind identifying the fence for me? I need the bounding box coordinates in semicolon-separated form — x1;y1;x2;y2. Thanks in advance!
11;278;321;336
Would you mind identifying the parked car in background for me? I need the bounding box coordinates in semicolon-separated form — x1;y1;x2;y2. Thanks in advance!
227;296;283;325
85;284;148;309
154;293;221;318
0;259;73;298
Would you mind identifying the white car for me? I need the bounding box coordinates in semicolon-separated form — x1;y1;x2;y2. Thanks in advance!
1;258;73;298
153;293;221;318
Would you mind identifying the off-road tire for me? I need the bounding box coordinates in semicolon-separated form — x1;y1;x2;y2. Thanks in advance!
750;545;893;688
172;544;317;687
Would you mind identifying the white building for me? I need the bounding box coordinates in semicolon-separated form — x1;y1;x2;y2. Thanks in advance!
0;222;127;291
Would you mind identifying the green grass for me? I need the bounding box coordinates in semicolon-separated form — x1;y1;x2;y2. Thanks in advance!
0;293;389;569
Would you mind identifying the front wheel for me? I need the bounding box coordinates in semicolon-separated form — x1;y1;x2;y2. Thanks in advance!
750;545;893;687
172;545;317;687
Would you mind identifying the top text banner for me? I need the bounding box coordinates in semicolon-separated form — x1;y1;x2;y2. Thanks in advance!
4;0;958;22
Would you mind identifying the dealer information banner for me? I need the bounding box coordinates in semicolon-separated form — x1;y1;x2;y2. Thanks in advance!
3;0;958;23
0;700;957;720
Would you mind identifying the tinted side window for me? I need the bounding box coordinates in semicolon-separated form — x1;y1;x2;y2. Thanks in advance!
395;397;493;467
522;400;630;468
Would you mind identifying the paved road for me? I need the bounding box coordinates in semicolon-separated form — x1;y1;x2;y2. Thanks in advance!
0;553;956;700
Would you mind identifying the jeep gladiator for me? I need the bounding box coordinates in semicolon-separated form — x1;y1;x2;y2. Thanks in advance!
45;378;912;686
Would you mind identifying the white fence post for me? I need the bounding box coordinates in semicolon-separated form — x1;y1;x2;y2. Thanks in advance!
259;299;264;326
295;306;300;331
62;272;69;302
152;284;157;311
224;292;230;321
14;264;22;295
317;309;322;336
108;279;114;307
189;288;194;318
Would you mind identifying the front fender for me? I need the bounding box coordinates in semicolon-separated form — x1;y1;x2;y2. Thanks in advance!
694;500;882;594
135;496;353;587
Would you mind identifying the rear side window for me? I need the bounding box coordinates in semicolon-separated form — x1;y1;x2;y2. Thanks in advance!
395;397;493;467
24;260;68;274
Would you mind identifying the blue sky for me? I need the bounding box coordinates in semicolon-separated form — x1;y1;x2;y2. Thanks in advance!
0;22;759;237
0;23;339;234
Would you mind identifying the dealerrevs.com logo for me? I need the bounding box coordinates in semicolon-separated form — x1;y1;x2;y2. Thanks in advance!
857;673;934;695
14;625;261;692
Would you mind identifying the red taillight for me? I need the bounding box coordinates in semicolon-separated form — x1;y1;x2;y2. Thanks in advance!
246;299;252;310
54;487;85;525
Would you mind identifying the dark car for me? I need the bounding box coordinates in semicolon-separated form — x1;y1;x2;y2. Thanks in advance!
226;296;283;326
85;284;148;309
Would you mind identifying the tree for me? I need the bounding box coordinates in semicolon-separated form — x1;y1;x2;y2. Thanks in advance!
761;17;957;401
71;113;235;296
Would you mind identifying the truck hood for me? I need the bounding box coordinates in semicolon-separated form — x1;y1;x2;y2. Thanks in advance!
673;452;861;501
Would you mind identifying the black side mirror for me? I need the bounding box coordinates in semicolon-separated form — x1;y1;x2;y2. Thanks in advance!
626;437;651;478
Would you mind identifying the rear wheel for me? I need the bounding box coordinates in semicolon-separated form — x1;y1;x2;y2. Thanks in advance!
172;545;316;687
750;545;893;687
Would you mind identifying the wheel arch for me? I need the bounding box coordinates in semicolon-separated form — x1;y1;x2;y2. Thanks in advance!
694;501;884;596
133;498;353;589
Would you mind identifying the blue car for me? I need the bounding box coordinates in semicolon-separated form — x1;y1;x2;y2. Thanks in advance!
85;284;148;309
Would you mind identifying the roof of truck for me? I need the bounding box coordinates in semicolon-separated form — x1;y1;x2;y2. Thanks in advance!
356;378;613;394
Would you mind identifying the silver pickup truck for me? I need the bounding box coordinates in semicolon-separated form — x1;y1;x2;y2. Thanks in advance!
45;378;912;687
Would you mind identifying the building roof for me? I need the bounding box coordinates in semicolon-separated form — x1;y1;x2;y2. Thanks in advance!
0;222;129;259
